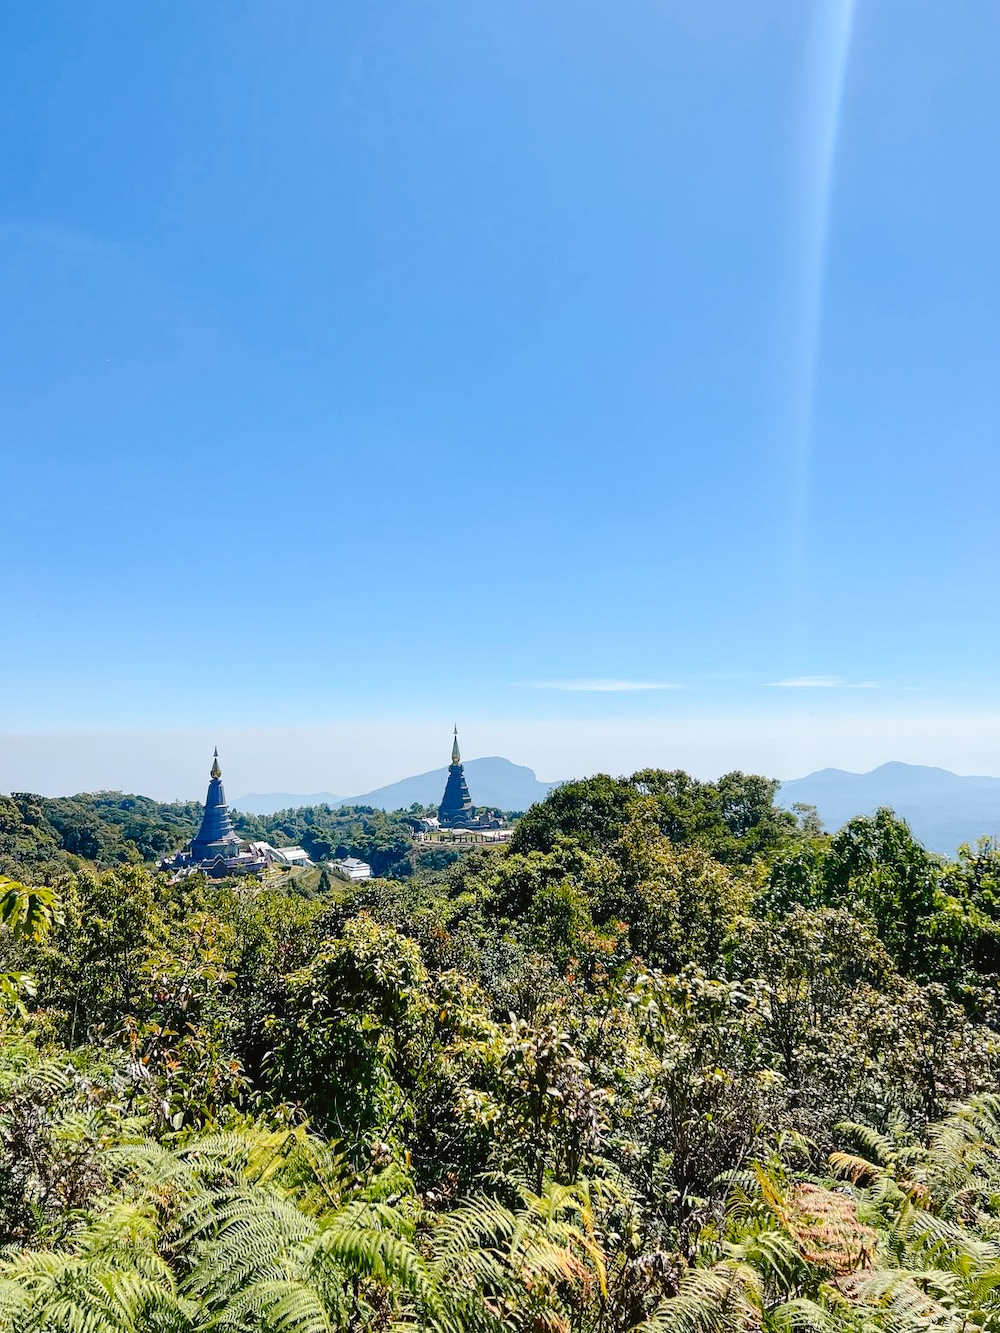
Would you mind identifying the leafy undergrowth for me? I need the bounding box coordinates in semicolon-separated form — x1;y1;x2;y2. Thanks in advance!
1;769;1000;1331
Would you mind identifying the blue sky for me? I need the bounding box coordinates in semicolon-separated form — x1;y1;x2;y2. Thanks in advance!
3;1;1000;795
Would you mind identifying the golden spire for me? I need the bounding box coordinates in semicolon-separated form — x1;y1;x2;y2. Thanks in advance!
210;748;221;780
451;726;461;766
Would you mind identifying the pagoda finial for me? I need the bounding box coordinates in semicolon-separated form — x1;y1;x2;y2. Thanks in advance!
451;726;461;766
210;748;221;780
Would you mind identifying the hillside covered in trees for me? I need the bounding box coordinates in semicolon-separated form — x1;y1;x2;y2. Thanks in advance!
1;768;1000;1330
0;792;427;882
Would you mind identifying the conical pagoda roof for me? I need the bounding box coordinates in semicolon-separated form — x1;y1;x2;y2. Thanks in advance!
438;728;475;828
191;749;240;860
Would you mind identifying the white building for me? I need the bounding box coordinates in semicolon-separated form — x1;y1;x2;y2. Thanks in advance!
332;856;372;881
246;841;314;868
273;845;313;867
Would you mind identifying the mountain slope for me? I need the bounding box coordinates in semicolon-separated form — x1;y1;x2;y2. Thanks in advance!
335;756;557;812
232;792;341;815
778;762;1000;854
234;757;558;817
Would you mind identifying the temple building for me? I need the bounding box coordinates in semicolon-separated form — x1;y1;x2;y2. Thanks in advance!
191;750;241;861
438;728;476;828
162;750;269;877
436;728;504;831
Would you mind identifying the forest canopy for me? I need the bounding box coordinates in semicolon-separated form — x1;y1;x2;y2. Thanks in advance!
0;768;999;1331
0;791;423;881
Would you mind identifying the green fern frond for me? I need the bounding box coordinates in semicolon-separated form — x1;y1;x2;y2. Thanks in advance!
835;1122;902;1168
637;1259;762;1333
764;1296;835;1333
213;1278;334;1333
727;1230;804;1289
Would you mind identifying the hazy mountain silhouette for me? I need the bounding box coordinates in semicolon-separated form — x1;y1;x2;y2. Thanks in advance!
234;756;557;817
233;792;342;815
239;760;1000;853
778;761;1000;854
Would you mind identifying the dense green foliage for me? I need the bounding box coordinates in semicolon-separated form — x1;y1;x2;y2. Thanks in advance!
2;768;1000;1331
0;792;423;881
511;769;796;865
0;792;204;878
234;804;421;878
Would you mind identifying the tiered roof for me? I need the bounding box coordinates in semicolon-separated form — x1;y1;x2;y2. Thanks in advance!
190;749;242;862
438;727;475;828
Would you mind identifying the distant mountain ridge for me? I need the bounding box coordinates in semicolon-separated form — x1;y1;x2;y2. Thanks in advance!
233;792;341;815
238;760;1000;854
234;756;558;817
778;761;1000;854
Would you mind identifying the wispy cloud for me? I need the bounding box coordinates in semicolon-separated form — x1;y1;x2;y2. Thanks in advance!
519;678;681;693
767;675;879;689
